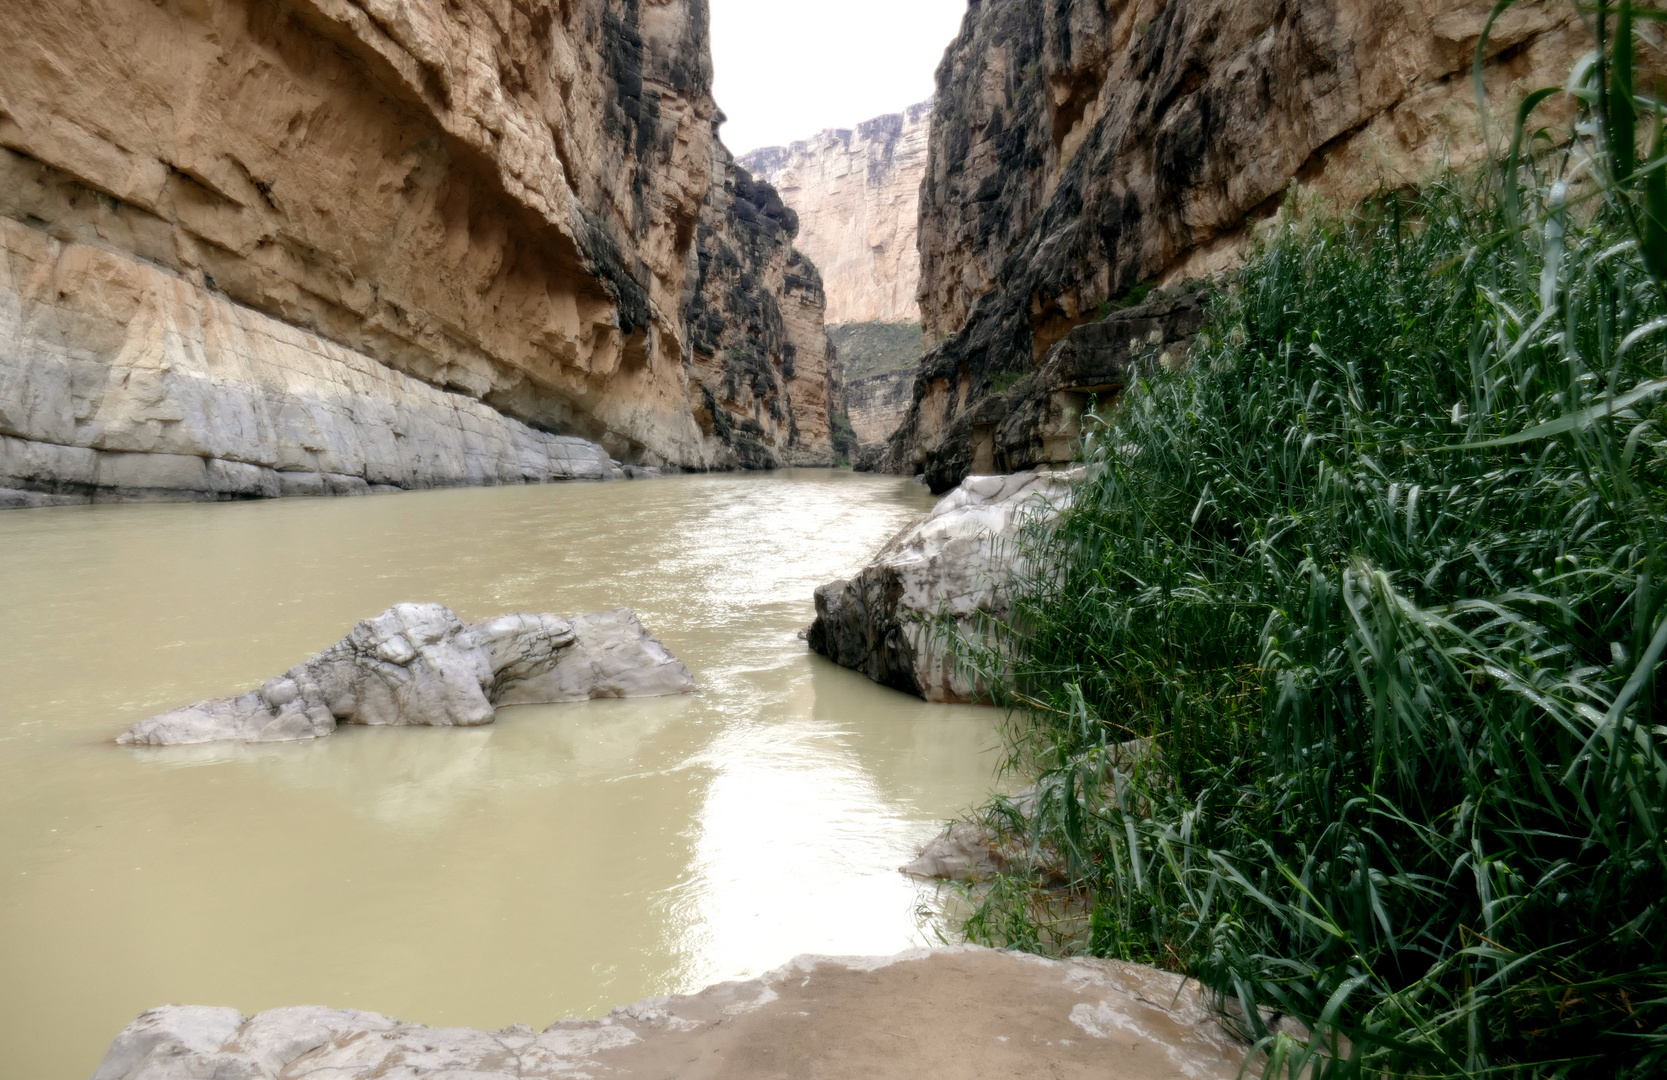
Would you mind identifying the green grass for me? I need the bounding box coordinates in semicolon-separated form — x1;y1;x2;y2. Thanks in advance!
989;371;1025;394
950;7;1667;1076
827;321;923;381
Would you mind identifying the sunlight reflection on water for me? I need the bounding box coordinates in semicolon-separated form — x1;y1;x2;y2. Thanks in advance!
0;470;1004;1080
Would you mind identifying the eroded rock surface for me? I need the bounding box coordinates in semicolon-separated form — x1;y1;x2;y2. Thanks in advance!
809;470;1076;702
118;603;694;746
741;101;932;326
92;946;1260;1080
825;321;922;450
846;368;915;449
681;142;840;469
1;0;836;506
888;0;1588;491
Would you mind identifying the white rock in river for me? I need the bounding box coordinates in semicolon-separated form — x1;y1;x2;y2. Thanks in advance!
808;469;1079;702
117;603;695;746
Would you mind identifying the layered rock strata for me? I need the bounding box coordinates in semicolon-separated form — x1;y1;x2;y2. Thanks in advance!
825;321;922;449
118;603;694;746
0;212;621;509
845;368;914;448
681;143;838;468
914;288;1208;490
1;0;835;505
809;469;1076;702
92;946;1259;1080
740;100;932;325
888;0;1587;491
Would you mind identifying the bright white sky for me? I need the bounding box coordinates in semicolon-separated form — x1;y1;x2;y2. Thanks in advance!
709;0;969;157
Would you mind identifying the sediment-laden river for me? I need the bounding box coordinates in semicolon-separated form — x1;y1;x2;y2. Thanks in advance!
0;471;1003;1080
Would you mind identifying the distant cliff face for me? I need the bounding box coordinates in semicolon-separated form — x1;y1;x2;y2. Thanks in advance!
740;101;931;326
888;0;1588;491
682;142;837;468
825;322;921;449
0;0;831;505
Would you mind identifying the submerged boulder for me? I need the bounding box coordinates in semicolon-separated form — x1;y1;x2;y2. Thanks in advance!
117;604;695;746
808;469;1078;702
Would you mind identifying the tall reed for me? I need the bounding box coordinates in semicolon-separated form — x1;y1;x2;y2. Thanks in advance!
954;5;1667;1075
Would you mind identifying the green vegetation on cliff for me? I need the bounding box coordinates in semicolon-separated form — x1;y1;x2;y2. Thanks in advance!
956;11;1667;1076
827;321;923;381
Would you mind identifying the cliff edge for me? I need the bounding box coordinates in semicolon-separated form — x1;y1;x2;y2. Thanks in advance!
886;0;1586;491
0;0;835;507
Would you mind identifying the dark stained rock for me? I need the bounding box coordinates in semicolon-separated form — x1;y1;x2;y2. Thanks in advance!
887;0;1588;493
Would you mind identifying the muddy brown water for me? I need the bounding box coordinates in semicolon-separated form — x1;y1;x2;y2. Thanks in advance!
0;470;1005;1080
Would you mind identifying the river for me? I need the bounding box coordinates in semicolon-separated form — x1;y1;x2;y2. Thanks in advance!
0;471;1003;1080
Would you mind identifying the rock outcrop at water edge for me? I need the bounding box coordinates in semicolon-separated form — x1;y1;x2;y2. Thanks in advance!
1;0;837;508
117;604;694;746
903;738;1152;884
808;469;1076;702
92;945;1262;1080
887;0;1590;491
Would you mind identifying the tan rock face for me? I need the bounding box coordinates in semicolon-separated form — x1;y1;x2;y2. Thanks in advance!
0;0;836;499
825;321;923;449
845;369;913;446
0;211;627;506
893;0;1589;490
741;101;931;325
681;141;837;467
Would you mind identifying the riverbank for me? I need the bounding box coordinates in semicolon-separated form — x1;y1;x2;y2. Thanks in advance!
0;472;1002;1080
93;946;1259;1080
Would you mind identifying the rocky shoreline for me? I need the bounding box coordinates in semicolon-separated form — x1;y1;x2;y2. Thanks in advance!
91;945;1261;1080
0;219;633;511
809;469;1077;701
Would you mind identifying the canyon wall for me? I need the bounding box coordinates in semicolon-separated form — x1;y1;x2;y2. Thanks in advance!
681;143;838;467
740;101;931;326
886;0;1589;491
844;370;913;447
0;0;833;506
824;321;921;449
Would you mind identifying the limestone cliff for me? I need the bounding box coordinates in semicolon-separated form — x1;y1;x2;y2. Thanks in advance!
740;101;931;326
0;0;833;506
887;0;1589;491
825;322;920;449
681;138;837;468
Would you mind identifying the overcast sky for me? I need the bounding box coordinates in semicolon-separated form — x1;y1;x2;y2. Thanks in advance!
709;0;969;157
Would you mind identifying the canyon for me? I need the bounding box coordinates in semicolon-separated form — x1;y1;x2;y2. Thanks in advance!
883;0;1590;491
0;0;839;508
740;100;931;326
741;102;931;450
4;3;1622;1079
826;321;920;450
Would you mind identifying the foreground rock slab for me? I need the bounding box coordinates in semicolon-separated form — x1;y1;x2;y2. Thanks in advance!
118;604;694;746
809;469;1077;701
93;945;1258;1080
